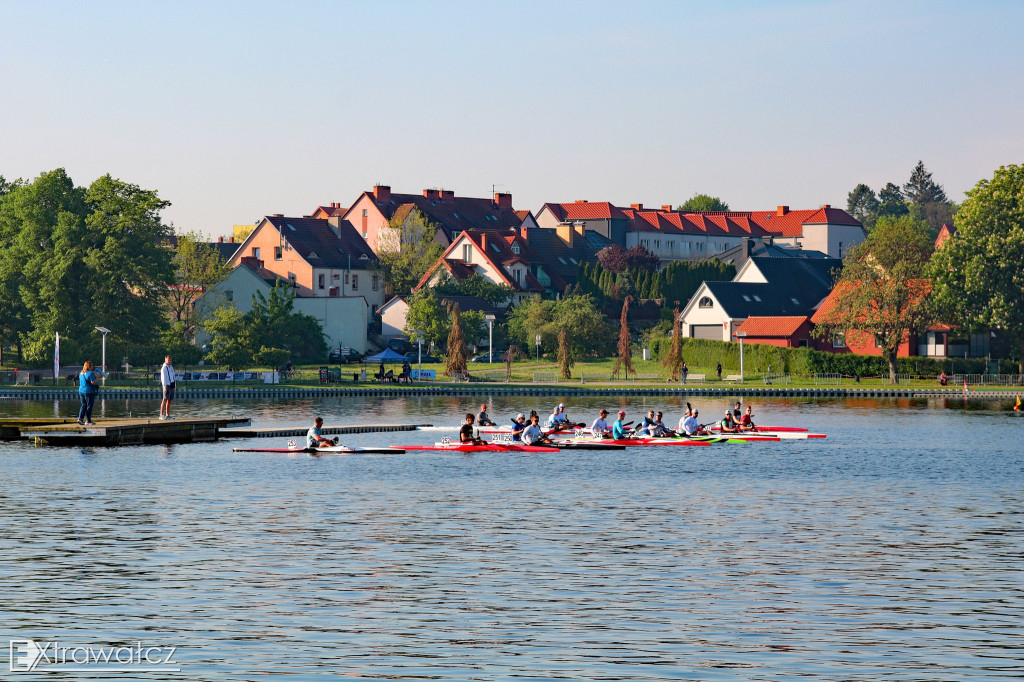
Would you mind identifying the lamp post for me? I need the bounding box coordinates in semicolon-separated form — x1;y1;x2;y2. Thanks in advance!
410;329;423;381
535;333;541;362
95;326;110;385
486;314;496;364
736;331;747;383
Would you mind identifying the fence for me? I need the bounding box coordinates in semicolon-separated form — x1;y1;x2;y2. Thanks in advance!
952;374;1024;386
812;373;843;385
761;372;791;385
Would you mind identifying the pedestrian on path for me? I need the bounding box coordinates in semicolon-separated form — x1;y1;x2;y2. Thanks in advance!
77;361;99;425
682;361;689;384
716;361;722;381
160;355;176;420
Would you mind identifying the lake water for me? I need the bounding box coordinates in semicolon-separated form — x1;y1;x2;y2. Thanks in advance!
1;394;1022;679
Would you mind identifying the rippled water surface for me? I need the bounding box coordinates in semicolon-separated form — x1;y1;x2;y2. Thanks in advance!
2;394;1022;679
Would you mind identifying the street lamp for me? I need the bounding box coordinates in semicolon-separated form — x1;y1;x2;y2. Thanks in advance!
736;331;747;383
485;314;496;363
535;333;542;361
95;327;111;385
410;329;424;381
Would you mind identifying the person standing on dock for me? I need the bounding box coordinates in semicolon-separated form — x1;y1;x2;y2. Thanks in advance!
160;355;176;420
77;361;99;425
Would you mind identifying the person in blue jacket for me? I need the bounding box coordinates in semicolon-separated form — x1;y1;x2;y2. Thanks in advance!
77;361;99;425
612;410;628;440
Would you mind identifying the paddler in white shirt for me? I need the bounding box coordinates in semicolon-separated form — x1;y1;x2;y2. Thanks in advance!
590;409;611;438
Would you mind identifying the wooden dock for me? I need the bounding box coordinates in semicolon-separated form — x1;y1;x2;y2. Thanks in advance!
220;423;432;438
21;417;251;446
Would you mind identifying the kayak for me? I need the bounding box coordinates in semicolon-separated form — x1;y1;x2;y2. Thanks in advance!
561;438;711;447
709;425;808;432
393;442;556;453
233;445;407;454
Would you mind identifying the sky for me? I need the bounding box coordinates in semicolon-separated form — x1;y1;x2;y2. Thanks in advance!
2;0;1023;237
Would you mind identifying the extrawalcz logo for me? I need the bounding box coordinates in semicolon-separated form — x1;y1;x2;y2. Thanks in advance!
9;640;180;673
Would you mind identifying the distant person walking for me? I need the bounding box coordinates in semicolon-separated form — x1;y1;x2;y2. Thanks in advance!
716;361;722;381
160;355;176;420
77;361;99;425
682;361;689;384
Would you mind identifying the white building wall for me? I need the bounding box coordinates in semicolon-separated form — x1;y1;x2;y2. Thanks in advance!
381;298;410;338
791;224;866;259
679;286;734;341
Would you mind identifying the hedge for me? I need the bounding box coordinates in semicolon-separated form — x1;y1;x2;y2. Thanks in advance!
647;334;995;377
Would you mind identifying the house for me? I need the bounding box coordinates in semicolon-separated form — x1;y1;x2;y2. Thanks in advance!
679;256;841;341
196;259;370;353
209;236;240;261
935;223;957;249
536;201;865;261
380;294;503;343
228;214;384;313
416;230;546;305
334;186;536;254
715;238;829;268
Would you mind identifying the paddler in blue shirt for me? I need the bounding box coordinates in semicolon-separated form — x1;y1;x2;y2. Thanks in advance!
307;417;333;449
522;414;552;445
510;413;527;441
612;410;628;440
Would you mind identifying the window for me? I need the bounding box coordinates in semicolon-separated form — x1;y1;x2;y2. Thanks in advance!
654;240;660;249
333;273;340;280
874;336;883;348
352;274;358;290
511;242;521;254
345;273;349;285
569;257;577;264
362;209;368;217
372;274;379;291
490;243;500;253
832;334;846;348
462;244;472;262
797;339;808;348
513;269;522;284
753;295;761;302
318;274;325;289
791;297;800;305
699;296;714;308
558;257;567;264
252;247;260;259
838;241;843;258
742;295;751;302
225;290;234;301
274;246;282;260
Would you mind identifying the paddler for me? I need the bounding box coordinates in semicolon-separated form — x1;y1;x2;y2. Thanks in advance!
738;404;756;431
639;409;657;436
732;401;743;420
477;403;496;426
460;413;485;445
307;417;334;449
681;409;699;436
720;410;739;433
522;413;552;445
547;403;568;430
612;410;629;440
590;409;611;438
511;413;527;441
651;411;671;437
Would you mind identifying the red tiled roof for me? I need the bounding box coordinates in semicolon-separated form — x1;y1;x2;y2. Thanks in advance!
542;201;627;221
736;316;810;337
350;190;526;239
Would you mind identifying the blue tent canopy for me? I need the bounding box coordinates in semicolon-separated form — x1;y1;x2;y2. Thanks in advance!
364;348;409;363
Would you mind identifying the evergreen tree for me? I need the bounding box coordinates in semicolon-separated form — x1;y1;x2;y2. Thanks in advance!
662;302;683;380
445;302;468;376
904;160;948;205
612;296;635;377
847;183;880;229
878;182;909;218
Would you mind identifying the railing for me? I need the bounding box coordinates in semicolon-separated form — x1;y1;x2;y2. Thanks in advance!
812;373;843;385
761;372;790;384
952;374;1024;386
532;372;559;383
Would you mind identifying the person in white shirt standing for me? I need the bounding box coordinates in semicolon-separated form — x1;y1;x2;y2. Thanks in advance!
160;355;176;420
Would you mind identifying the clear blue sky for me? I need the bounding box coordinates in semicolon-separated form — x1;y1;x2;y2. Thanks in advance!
2;0;1022;236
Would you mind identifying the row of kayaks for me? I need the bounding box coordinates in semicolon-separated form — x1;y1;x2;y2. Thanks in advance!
232;425;825;455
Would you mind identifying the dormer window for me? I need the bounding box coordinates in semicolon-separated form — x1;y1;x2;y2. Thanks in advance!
753;295;761;302
699;296;714;308
308;251;318;259
511;242;521;254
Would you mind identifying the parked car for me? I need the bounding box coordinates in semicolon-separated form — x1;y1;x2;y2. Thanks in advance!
471;350;509;363
406;353;442;363
328;347;363;364
386;339;417;357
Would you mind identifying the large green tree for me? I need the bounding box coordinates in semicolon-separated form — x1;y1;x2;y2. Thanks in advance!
877;182;909;218
433;273;514;306
813;215;935;383
678;194;730;212
404;287;485;351
375;209;445;297
168;231;231;341
930;164;1024;371
0;169;174;364
505;294;611;356
847;183;880;230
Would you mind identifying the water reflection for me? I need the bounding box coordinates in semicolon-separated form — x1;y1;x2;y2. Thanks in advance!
1;395;1022;679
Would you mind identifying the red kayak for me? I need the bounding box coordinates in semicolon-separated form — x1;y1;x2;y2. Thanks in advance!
392;442;555;453
709;425;808;432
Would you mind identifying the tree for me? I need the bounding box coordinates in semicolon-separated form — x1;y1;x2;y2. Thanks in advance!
929;164;1024;372
203;306;253;370
904;160;948;205
813;215;935;383
504;344;524;382
612;296;635;377
662;302;683;380
445;302;468;376
375;209;446;297
847;183;880;230
597;244;629;272
878;182;909;218
557;327;574;380
167;232;231;342
404;287;449;350
678;194;729;212
433;273;514;306
504;294;610;355
246;284;327;364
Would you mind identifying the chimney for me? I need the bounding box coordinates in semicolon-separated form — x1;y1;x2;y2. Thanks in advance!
821;204;831;209
556;222;574;248
520;223;529;242
327;215;343;238
776;205;789;216
661;204;673;212
440;189;454;201
218;236;224;243
423;189;440;199
494;192;512;210
272;213;283;217
744;238;754;260
477;234;487;259
373;185;391;203
630;203;644;211
240;255;263;269
229;236;234;243
574;199;588;204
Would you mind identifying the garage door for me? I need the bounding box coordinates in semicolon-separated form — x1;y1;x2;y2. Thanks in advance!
690;324;723;341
